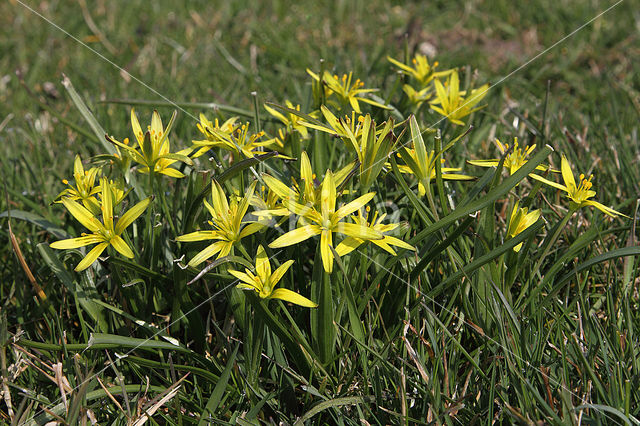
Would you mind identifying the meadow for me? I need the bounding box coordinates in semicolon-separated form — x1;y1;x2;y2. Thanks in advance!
1;0;640;424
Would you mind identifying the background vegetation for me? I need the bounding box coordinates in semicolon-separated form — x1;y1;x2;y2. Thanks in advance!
1;0;639;423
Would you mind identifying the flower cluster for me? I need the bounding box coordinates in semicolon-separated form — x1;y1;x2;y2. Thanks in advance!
50;57;626;315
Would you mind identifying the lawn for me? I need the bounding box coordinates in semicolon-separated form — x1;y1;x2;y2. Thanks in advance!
1;0;639;424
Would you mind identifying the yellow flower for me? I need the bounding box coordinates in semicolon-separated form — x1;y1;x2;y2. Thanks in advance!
109;109;193;178
259;151;354;216
506;201;541;252
307;69;390;113
335;113;396;192
250;184;288;226
302;106;365;139
296;106;396;191
50;178;152;271
55;155;101;215
264;100;311;139
430;71;489;125
402;84;432;109
98;134;132;173
269;170;382;273
387;54;453;88
396;116;474;196
335;209;415;256
190;113;239;158
176;181;263;266
531;154;626;217
467;138;552;175
229;245;317;308
195;121;275;159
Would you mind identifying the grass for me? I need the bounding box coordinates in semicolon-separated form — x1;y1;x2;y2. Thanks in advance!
1;0;640;424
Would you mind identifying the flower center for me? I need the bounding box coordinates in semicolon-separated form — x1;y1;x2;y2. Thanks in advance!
572;173;594;202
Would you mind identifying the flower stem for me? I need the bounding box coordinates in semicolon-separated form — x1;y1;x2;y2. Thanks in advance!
532;207;576;278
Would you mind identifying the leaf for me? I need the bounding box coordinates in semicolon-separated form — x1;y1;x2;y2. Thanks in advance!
62;74;116;155
410;145;553;243
87;333;192;353
91;299;180;346
294;397;369;425
197;345;238;424
430;218;545;297
37;243;107;330
0;210;69;239
389;156;434;227
541;246;640;308
103;98;255;119
311;244;335;365
245;293;316;378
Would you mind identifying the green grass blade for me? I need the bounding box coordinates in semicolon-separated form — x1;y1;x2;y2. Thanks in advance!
37;243;107;331
197;344;239;424
430;218;545;297
0;210;69;239
411;145;553;243
61;75;115;155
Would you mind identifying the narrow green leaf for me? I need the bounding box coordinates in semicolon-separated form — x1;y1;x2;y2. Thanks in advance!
431;218;545;297
0;210;69;239
197;345;238;424
61;75;115;155
294;397;369;425
37;243;107;330
411;145;553;242
389;156;433;226
540;246;640;308
103;98;256;118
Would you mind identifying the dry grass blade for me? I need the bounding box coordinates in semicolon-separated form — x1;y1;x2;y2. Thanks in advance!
131;373;189;426
96;377;127;418
4;185;47;303
53;363;69;414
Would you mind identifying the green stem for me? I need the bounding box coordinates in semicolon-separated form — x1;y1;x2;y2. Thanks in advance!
155;174;178;237
433;129;449;216
532;208;576;277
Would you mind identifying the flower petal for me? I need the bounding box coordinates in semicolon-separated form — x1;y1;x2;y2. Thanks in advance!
255;245;271;279
321;171;336;215
583;200;626;218
270;288;318;308
176;230;216;242
239;222;264;238
61;198;102;233
263;174;296;200
50;235;104;250
110;235;134;258
320;229;334;273
381;235;416;251
269;225;322;248
131;108;144;145
560;155;576;190
335;192;376;219
467;159;499;168
211;181;229;218
75;242;109;271
529;174;569;192
270;259;294;287
158;167;185;178
335;222;383;240
115;197;152;235
100;179;114;231
334;237;362;257
300;152;315;200
188;241;226;266
229;269;256;287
